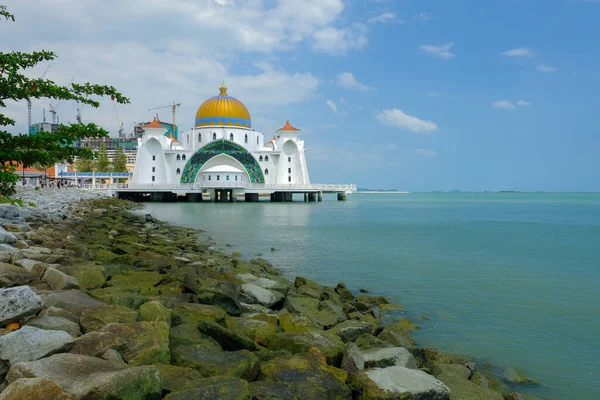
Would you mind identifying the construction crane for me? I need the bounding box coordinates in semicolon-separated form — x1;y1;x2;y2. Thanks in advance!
49;76;74;124
113;102;125;137
148;102;181;138
27;65;51;134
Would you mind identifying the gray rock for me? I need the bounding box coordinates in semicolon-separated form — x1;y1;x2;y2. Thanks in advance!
240;283;284;308
0;228;17;244
40;289;105;316
0;326;74;364
14;259;47;280
365;366;450;400
0;377;70;400
0;263;32;287
328;320;373;343
341;342;365;373
0;286;44;325
39;306;79;323
5;353;162;400
363;347;417;369
69;331;127;358
25;316;82;337
43;268;80;290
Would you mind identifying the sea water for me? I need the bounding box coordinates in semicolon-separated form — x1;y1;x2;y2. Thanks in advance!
143;193;600;399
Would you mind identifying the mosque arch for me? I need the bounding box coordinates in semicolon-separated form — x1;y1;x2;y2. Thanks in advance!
180;140;265;184
230;133;234;141
176;168;181;175
245;134;248;143
265;168;269;175
198;133;202;142
213;132;217;140
265;155;269;162
259;155;263;161
176;154;181;161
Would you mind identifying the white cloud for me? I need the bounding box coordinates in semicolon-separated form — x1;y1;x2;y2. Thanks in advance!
517;100;531;107
419;43;455;59
414;149;438;157
312;23;368;55
501;48;534;57
368;13;396;24
428;92;441;97
414;12;431;22
326;99;347;116
376;109;438;133
537;65;557;72
492;100;516;110
336;72;372;91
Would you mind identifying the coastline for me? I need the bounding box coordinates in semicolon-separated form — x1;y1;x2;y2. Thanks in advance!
0;188;540;399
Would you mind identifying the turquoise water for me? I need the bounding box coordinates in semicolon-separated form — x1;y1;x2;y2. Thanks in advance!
144;193;600;399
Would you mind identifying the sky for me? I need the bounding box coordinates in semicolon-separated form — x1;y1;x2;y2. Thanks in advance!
1;0;599;192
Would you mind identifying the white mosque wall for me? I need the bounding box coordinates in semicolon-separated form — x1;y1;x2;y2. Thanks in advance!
133;137;167;184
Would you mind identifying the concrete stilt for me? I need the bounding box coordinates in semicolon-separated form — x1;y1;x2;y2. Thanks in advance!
304;193;308;202
246;193;259;202
337;192;347;201
308;192;317;202
318;192;323;202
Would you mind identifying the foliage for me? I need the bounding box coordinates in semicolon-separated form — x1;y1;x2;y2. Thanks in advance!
0;5;129;196
73;157;94;172
93;143;111;172
112;147;128;172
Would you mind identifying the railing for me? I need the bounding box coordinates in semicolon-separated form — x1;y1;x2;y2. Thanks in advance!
117;182;357;192
58;172;132;178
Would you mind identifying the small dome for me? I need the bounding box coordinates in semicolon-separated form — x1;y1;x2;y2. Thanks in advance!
195;85;251;129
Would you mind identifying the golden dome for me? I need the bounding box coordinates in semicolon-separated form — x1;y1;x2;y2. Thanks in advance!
195;85;251;128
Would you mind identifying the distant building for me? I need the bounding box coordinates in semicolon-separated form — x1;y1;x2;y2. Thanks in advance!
134;120;178;141
29;122;59;135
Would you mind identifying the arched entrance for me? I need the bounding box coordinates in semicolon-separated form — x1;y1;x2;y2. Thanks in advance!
180;140;264;184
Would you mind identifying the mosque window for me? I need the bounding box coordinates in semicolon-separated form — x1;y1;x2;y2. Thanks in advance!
288;168;291;173
235;175;238;181
152;155;156;161
217;175;220;181
226;175;229;181
152;167;155;173
245;134;248;143
198;133;202;142
152;176;155;182
265;155;269;162
259;155;263;161
182;154;186;161
208;175;211;181
230;133;234;141
213;133;217;140
288;157;291;162
265;169;269;175
288;176;291;182
257;136;259;145
176;154;181;161
176;168;181;175
187;135;189;144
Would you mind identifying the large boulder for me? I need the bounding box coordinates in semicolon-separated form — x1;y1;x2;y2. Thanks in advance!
89;287;148;309
259;353;353;400
363;347;417;369
155;364;203;394
437;369;504;400
14;259;47;281
0;263;32;287
101;321;170;366
80;304;139;333
0;377;70;400
0;228;17;244
278;313;315;333
225;317;280;343
169;323;222;349
365;366;450;400
164;376;251;400
69;331;127;358
328;320;373;343
140;300;172;326
171;344;259;380
197;319;259;351
40;289;105;317
25;316;82;337
0;326;74;365
240;283;284;308
39;306;78;323
43;268;79;290
171;303;227;326
264;330;346;366
196;283;243;317
5;353;162;400
105;271;163;295
341;342;365;374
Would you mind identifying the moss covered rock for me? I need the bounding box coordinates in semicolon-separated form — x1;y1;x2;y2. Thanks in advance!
89;287;148;309
171;344;259;380
80;305;139;333
225;317;280;343
140;300;172;326
259;353;352;400
164;376;251;400
279;313;315;333
155;363;203;393
101;321;170;366
171;303;227;326
169;323;222;350
105;271;163;295
328;320;373;343
198;319;259;351
264;330;346;366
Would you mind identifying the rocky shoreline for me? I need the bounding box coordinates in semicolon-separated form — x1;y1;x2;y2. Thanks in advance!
0;187;539;399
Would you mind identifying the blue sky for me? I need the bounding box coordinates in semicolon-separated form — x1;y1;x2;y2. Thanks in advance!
2;0;599;191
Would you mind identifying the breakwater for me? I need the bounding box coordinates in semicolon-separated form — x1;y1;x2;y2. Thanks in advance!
0;188;538;399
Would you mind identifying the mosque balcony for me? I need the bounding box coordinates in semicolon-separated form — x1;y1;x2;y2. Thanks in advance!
119;182;356;193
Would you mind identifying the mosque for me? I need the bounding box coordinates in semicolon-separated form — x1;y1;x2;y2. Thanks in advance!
124;85;354;202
